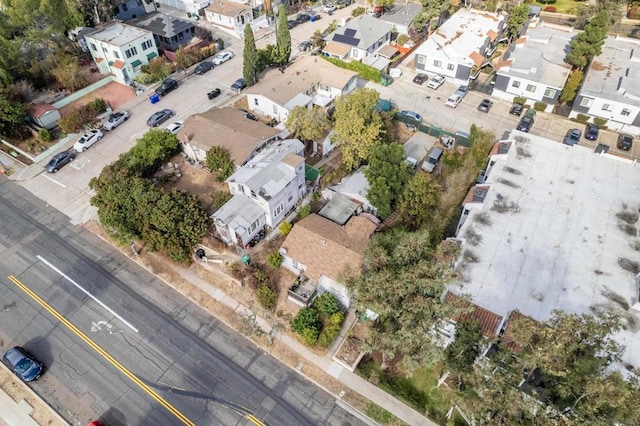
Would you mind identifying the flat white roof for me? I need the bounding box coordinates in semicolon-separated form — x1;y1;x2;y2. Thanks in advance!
87;23;150;46
451;130;640;368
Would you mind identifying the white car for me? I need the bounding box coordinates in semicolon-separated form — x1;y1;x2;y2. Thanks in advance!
427;74;446;90
165;121;184;135
102;111;129;131
323;3;336;12
212;51;233;65
73;129;103;152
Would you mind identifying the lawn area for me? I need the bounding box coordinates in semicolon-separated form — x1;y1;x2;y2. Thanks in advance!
535;0;581;14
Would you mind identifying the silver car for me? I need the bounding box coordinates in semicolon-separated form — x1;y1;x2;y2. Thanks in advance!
73;129;103;152
103;111;129;130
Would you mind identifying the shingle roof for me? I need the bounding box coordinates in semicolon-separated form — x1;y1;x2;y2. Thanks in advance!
501;310;540;353
131;12;194;38
206;1;250;16
444;292;503;338
327;14;393;50
282;214;376;282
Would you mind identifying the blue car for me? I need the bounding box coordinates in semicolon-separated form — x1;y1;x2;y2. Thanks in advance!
2;346;43;382
585;123;599;141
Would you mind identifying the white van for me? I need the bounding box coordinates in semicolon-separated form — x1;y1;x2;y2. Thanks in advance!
422;147;443;173
445;93;463;108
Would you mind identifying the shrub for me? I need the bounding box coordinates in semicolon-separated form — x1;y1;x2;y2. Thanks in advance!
396;34;409;46
254;268;269;284
58;105;98;134
256;285;278;310
291;307;322;345
135;72;156;85
298;204;311;219
323;56;381;81
513;96;526;105
593;117;608;127
575;113;590;123
352;6;365;17
89;98;107;114
301;326;320;345
314;292;342;316
267;252;283;268
543;6;557;12
318;311;344;347
279;221;292;236
38;128;52;142
533;101;547;112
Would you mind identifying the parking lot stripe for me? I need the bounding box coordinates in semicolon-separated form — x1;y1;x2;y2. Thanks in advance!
41;174;66;188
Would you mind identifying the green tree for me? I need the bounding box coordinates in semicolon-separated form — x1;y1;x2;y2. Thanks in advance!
243;24;259;86
559;70;584;104
205;146;235;181
0;94;29;139
291;307;322;345
267;252;283;268
275;5;291;65
318;312;344;347
575;0;624;28
331;88;384;170
397;173;441;231
444;321;483;374
286;106;331;142
256;285;278;310
566;11;609;69
314;292;342;317
506;4;530;41
365;142;411;219
125;129;181;177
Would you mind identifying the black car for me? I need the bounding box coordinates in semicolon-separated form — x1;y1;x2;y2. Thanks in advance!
231;78;246;92
240;109;257;121
155;78;178;96
617;133;633;151
296;13;311;24
207;88;221;99
45;150;75;173
585;123;599;141
478;99;493;112
194;61;213;75
287;20;298;29
510;103;524;116
2;346;43;382
413;73;428;85
147;109;174;127
299;40;313;51
517;116;534;133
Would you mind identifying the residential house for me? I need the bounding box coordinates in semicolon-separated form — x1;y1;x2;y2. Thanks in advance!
413;9;506;84
212;139;306;246
493;20;573;112
280;213;377;308
323;14;394;64
570;35;640;134
451;129;640;369
322;167;376;216
204;1;255;38
379;2;422;35
177;107;284;166
131;12;196;51
246;55;358;151
113;0;146;21
29;104;61;130
85;22;159;85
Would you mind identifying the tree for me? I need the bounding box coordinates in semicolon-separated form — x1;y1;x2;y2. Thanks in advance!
559;70;584;104
365;142;411;219
506;4;530;41
50;55;88;91
125;129;180;177
291;307;322;344
0;94;29;139
397;173;441;231
314;292;342;317
575;0;624;28
331;88;384;170
566;11;609;69
444;320;483;374
243;24;259;86
275;5;291;65
205;146;235;181
285;106;331;142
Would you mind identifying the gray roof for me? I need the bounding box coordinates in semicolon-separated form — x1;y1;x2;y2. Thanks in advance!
87;22;151;46
328;14;393;50
498;22;573;89
580;35;640;107
212;193;264;229
131;12;194;38
318;193;359;225
379;2;422;28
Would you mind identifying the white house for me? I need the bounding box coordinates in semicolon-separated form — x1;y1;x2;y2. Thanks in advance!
246;55;358;130
323;14;394;63
412;9;506;84
493;20;573;112
322;167;376;216
570;35;640;135
204;1;255;38
212;139;306;246
85;22;159;85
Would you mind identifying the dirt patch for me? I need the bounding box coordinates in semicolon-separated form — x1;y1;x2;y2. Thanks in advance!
335;321;368;367
391;121;417;144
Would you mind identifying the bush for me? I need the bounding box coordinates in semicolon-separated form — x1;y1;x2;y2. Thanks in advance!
301;326;320;345
575;113;590;123
396;34;409;46
279;221;292;236
267;252;283;268
291;307;322;345
135;72;156;85
58;105;98;134
322;56;381;82
298;204;311;219
256;285;278;310
352;6;365;17
533;101;547;112
89;98;107;114
38;128;52;142
254;268;269;284
318;311;344;347
593;117;608;127
513;96;526;105
314;292;342;316
206;146;235;181
543;6;557;12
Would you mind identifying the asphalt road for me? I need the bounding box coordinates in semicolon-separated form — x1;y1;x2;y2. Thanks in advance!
0;177;364;426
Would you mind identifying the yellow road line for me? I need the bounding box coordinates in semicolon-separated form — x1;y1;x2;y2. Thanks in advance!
246;414;266;426
8;275;195;426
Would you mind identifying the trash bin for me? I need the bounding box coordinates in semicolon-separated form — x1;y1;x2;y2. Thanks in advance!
149;94;160;104
241;254;251;265
310;15;316;22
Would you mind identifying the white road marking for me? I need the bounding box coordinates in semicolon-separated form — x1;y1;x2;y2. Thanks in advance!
42;174;66;188
37;255;139;333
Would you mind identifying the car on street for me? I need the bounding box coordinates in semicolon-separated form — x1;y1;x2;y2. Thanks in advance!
165;121;184;134
287;20;298;29
427;74;446;89
585;123;599;141
399;110;422;122
413;73;428;85
212;51;234;65
147;109;174;127
335;0;351;8
517;116;534;133
231;78;246;92
323;3;337;12
102;110;129;130
478;99;493;112
207;88;221;99
563;128;582;146
155;78;178;96
510;103;524;116
296;13;311;23
73;129;103;152
617;133;633;151
299;40;313;51
45;150;75;173
454;85;468;98
194;61;213;75
2;346;43;382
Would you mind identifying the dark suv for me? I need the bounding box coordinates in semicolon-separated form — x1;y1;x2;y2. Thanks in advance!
617;134;633;151
585;123;599;141
155;78;178;96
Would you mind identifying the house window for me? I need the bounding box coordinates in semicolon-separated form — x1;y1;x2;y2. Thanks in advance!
602;104;612;112
254;98;259;106
141;40;152;50
447;64;454;71
113;51;120;59
102;47;107;54
90;43;96;51
544;88;556;98
125;49;132;59
292;260;300;269
416;55;425;64
288;195;293;202
248;219;260;233
273;105;278;114
171;36;178;44
318;83;329;91
251;190;256;198
122;3;128;11
526;84;536;92
511;80;520;88
580;97;593;108
130;46;137;55
622;108;631;116
274;203;284;217
352;49;359;59
433;60;442;68
178;32;184;40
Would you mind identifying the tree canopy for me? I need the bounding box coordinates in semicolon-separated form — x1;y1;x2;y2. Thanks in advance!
566;11;609;69
364;142;411;219
397;173;441;231
285;106;331;142
275;5;291;65
243;24;259;86
506;4;530;41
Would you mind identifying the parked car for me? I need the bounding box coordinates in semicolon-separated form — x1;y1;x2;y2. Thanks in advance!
413;73;428;85
231;78;246;92
165;121;184;134
427;74;446;89
194;61;213;75
445;93;463;108
517;116;534;133
510;103;524;116
155;78;178;96
287;20;298;29
207;88;221;99
399;110;422;122
240;108;257;121
299;40;313;51
212;51;234;65
478;99;493;112
296;13;311;23
45;150;75;173
147;109;174;127
563;128;582;146
405;157;418;169
2;346;43;382
422;147;444;173
476;170;486;184
585;123;599;141
335;0;351;8
102;110;129;130
73;129;103;152
323;3;337;12
454;85;468;98
617;133;633;151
